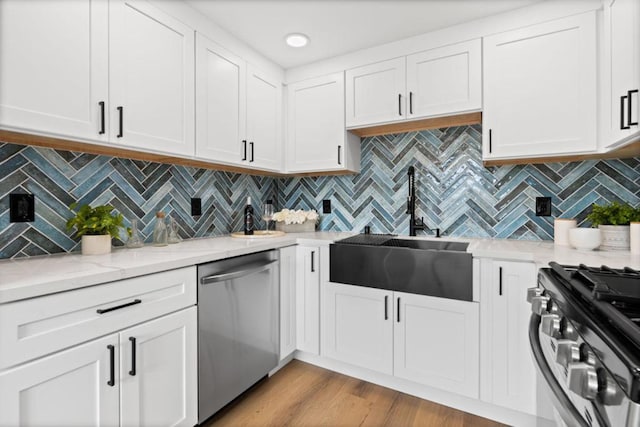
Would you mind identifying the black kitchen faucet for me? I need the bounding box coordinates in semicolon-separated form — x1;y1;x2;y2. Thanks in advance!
406;166;439;237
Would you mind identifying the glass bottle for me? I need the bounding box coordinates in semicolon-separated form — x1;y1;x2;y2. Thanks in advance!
168;216;182;244
126;218;144;248
152;212;168;246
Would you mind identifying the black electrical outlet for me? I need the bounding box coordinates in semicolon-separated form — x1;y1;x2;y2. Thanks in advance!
191;198;202;216
535;197;552;216
10;193;35;222
322;199;331;214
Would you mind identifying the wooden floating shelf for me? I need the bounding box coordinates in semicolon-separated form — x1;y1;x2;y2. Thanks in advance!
347;112;482;138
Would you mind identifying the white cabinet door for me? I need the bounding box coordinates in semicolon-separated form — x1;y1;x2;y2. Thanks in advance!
483;13;597;159
393;292;479;398
323;282;393;374
346;58;406;127
0;334;119;427
0;0;109;141
286;73;360;173
296;246;320;355
482;260;538;415
279;246;297;360
120;307;197;427
603;0;640;148
407;39;481;119
246;65;282;171
110;0;194;156
195;33;246;165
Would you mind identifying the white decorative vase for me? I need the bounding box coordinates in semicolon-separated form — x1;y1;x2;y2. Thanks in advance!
81;235;112;255
598;225;630;251
275;221;316;233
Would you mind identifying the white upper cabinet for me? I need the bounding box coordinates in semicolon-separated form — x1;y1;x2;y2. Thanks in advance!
601;0;640;149
195;34;246;165
246;65;282;171
406;39;481;119
345;40;482;129
0;0;109;141
287;73;360;173
110;0;195;156
483;12;598;160
346;58;406;127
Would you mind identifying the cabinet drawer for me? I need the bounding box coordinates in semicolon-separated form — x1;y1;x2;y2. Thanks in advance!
0;267;196;370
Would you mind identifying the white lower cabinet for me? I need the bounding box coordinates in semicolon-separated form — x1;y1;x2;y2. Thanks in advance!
323;282;393;374
479;259;549;417
0;334;120;427
120;308;197;427
322;283;479;398
279;246;297;360
296;245;321;355
394;291;479;398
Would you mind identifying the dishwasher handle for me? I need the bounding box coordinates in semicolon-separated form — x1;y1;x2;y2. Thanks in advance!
200;259;277;285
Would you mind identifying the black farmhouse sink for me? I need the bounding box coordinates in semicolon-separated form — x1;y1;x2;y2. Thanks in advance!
329;235;473;301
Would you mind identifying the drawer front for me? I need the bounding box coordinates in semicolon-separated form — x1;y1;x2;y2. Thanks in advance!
0;267;196;370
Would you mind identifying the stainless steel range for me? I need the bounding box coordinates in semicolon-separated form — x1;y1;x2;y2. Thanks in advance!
528;263;640;427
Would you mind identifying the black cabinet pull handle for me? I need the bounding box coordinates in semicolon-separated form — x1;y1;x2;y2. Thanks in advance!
98;101;105;135
499;267;503;296
97;299;141;314
249;142;254;162
397;297;401;322
129;337;137;376
398;94;402;116
621;95;630;130
242;140;247;161
629;89;638;126
489;129;493;153
337;146;342;165
310;251;315;272
117;106;124;137
384;295;388;320
107;344;115;386
409;91;413;115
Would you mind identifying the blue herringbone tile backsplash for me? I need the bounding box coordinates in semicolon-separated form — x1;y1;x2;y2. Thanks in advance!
280;125;640;239
2;124;639;258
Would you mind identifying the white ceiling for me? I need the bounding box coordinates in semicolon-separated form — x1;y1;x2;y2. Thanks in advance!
185;0;542;69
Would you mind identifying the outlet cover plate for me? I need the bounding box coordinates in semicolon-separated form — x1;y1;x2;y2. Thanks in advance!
322;199;331;214
535;197;552;216
10;193;35;222
191;198;202;216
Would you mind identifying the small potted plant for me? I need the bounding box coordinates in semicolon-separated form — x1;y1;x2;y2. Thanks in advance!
586;201;640;250
66;203;126;255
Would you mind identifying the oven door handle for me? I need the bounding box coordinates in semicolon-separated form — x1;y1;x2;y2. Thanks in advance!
529;314;589;427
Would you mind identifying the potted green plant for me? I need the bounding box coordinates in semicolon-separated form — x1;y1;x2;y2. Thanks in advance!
586;202;640;250
66;203;126;255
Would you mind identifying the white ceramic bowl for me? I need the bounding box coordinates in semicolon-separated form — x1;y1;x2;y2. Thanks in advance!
568;228;601;251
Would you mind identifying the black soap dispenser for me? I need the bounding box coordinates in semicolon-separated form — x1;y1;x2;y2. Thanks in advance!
244;197;254;235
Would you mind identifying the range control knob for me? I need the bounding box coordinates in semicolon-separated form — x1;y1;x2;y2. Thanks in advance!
556;340;580;368
527;287;543;303
541;314;562;338
531;295;551;315
567;363;598;400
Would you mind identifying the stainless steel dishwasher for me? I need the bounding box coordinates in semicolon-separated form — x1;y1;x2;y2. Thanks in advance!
197;250;279;423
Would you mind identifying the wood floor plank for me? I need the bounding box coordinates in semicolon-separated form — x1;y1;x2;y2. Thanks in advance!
203;360;505;427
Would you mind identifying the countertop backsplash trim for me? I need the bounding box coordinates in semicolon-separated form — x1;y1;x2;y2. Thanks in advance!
1;125;639;259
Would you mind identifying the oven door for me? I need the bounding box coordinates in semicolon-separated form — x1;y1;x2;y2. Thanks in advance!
529;314;590;427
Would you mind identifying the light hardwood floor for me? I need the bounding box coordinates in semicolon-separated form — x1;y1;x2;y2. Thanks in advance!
203;360;505;427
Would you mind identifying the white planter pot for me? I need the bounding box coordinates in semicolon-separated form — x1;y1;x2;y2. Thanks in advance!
81;235;112;255
598;225;630;251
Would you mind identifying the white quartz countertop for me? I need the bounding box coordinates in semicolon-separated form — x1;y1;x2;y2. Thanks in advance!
1;232;638;303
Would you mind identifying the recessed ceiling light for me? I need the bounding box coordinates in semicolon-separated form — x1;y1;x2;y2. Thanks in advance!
285;33;309;48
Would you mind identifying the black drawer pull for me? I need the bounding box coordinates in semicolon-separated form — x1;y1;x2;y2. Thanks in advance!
621;95;630;130
249;142;254;162
398;94;402;116
129;337;137;376
310;251;315;272
117;106;124;137
242;140;247;161
337;146;342;165
489;129;493;153
397;297;401;322
499;267;503;296
107;344;115;386
384;295;388;320
98;101;105;135
409;91;413;114
629;89;638;126
97;299;141;314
